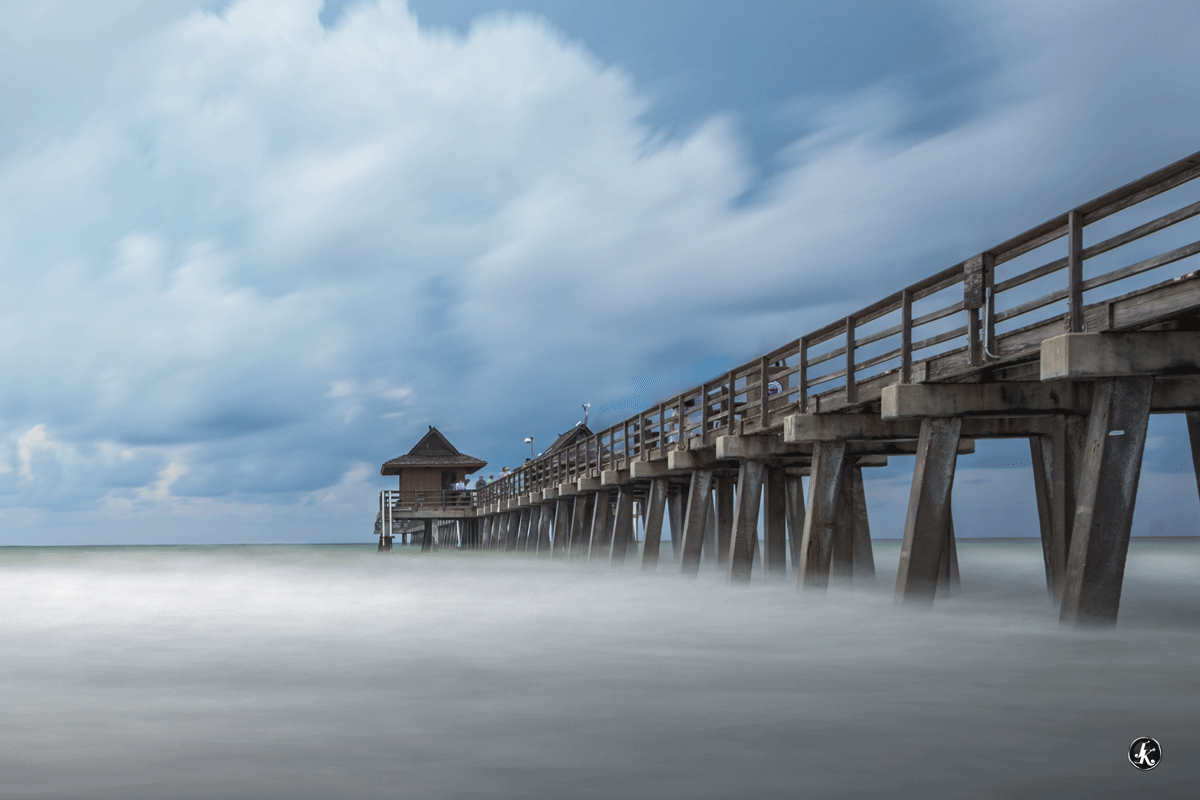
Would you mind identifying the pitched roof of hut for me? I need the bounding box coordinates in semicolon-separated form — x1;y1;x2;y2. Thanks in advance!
380;426;487;475
544;423;593;455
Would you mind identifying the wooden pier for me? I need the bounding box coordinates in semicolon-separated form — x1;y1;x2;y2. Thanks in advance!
381;149;1200;625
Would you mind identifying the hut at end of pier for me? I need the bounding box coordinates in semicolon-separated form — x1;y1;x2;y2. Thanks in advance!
380;426;486;510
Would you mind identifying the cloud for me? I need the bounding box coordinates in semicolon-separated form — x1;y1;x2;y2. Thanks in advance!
0;0;1197;541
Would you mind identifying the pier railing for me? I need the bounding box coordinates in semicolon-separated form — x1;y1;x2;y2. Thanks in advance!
379;489;475;512
470;150;1200;507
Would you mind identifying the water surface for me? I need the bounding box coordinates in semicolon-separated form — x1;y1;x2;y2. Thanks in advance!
1;540;1195;799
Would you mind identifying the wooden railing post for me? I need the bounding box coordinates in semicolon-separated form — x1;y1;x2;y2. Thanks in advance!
845;316;856;404
726;371;736;432
759;355;769;427
676;394;685;449
799;337;808;412
1068;209;1084;332
901;289;913;383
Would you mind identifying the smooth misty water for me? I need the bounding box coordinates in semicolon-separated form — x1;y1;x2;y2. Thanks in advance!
0;540;1196;800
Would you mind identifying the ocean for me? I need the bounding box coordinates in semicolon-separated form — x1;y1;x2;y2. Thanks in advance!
0;539;1195;799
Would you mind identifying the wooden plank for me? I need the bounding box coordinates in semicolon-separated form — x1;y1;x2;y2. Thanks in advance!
1060;377;1154;625
1081;238;1200;295
901;289;913;383
760;355;770;426
1078;154;1200;224
964;253;986;309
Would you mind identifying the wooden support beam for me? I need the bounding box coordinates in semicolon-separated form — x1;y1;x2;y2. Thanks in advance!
785;474;805;572
524;506;540;552
762;466;787;577
937;507;960;594
640;478;668;571
715;475;734;565
1042;332;1200;379
601;469;630;487
787;412;1055;441
798;441;846;589
1029;436;1057;599
667;447;724;471
895;418;962;603
850;465;876;581
703;489;718;564
552;498;571;556
1060;377;1154;625
536;503;553;553
569;494;592;557
830;469;855;583
882;381;1092;419
422;518;434;552
1188;411;1200;504
481;515;493;548
588;489;614;561
667;485;685;564
679;469;714;575
504;511;519;551
609;487;635;564
1050;415;1087;601
630;459;670;479
729;460;766;582
716;434;811;460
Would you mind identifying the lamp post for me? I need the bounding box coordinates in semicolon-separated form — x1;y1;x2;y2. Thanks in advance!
524;436;535;460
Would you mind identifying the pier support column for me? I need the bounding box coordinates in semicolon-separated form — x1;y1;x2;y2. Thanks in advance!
679;469;714;575
569;494;592;557
505;511;520;551
516;507;532;551
785;474;805;572
1039;415;1087;601
640;478;669;571
850;465;876;581
535;504;552;553
937;508;960;593
552;499;571;556
762;465;788;577
667;485;685;563
421;519;434;552
895;417;961;604
610;487;635;564
799;441;847;589
588;489;614;560
1186;411;1200;504
715;475;734;565
1060;377;1153;626
480;515;492;548
729;460;766;582
702;490;718;564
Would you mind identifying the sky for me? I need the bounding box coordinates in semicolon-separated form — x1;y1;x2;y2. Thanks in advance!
1;0;1199;545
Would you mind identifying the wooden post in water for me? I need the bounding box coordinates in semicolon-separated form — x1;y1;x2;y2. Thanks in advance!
894;418;961;604
1060;378;1153;626
610;487;635;564
785;474;805;573
640;478;668;571
762;465;787;577
588;489;614;560
729;460;765;582
679;469;714;575
799;441;846;589
715;475;734;565
552;498;572;556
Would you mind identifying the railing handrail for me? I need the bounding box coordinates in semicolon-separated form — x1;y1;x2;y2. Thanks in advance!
466;149;1200;509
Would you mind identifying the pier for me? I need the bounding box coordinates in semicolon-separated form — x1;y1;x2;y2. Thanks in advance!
380;149;1200;625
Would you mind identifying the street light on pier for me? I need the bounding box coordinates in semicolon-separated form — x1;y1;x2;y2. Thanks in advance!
524;436;535;460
